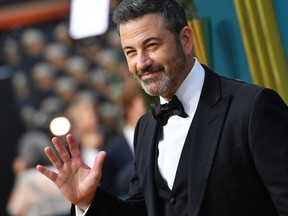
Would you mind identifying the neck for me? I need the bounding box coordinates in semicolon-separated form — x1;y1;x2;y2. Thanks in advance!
161;57;195;101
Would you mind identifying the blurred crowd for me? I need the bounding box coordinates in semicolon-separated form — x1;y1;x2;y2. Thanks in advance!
4;20;128;138
1;13;155;215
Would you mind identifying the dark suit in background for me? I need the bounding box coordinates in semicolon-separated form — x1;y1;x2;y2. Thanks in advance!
101;135;134;197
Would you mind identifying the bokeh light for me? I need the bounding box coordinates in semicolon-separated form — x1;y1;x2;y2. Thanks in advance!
49;116;71;136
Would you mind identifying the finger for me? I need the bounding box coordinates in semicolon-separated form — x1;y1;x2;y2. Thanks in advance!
36;164;58;182
66;134;81;158
52;137;71;163
44;146;63;170
91;151;106;179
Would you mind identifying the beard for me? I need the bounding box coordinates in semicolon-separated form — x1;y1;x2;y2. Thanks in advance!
131;43;187;96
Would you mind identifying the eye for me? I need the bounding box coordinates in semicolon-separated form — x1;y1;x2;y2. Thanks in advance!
125;50;136;57
146;43;158;50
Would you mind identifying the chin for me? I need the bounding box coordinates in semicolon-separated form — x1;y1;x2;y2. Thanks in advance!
141;79;168;96
144;87;164;97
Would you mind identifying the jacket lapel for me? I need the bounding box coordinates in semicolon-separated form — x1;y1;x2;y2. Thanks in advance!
187;68;231;216
137;114;161;216
148;121;162;216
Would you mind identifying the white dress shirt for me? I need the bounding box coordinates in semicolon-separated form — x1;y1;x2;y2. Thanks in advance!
123;125;135;154
157;59;204;189
76;59;205;215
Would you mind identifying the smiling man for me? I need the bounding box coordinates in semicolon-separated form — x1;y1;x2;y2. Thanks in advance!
37;0;288;215
120;12;191;100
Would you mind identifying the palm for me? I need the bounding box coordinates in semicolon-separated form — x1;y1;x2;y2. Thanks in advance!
54;156;94;203
37;134;106;209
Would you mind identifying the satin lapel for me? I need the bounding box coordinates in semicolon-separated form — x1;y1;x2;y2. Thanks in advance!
187;68;231;216
138;114;161;216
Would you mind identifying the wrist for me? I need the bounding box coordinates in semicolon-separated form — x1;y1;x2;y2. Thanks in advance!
75;187;98;211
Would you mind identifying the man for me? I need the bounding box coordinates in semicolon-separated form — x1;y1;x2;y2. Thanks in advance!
37;0;288;215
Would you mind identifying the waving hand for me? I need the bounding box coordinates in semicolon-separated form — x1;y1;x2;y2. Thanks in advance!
36;134;106;211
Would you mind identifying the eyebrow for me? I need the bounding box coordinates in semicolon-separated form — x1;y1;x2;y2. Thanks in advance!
122;37;160;51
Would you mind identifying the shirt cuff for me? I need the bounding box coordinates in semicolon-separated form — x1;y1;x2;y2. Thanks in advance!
75;204;91;216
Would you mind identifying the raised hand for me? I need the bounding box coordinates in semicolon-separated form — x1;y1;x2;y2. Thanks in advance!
36;134;106;211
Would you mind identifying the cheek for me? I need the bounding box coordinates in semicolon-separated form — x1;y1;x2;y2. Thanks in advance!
127;60;137;74
150;51;168;66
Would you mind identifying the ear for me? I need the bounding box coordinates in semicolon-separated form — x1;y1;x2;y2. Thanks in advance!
180;26;193;55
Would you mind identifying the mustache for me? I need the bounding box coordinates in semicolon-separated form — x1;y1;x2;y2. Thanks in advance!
137;65;164;76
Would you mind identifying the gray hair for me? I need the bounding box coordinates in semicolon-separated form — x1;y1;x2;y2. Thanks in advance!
17;130;52;168
112;0;188;37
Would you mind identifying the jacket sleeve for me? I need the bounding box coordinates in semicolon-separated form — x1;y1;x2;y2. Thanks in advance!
249;88;288;215
73;186;147;216
71;118;148;216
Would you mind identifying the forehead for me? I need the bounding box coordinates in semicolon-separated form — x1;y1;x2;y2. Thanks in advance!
119;13;169;46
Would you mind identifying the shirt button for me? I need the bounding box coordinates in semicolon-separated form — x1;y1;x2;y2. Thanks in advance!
170;197;176;204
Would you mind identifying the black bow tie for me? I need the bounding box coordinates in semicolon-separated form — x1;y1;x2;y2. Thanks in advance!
151;95;188;126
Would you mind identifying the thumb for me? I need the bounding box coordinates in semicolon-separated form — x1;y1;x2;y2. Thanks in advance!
91;151;106;180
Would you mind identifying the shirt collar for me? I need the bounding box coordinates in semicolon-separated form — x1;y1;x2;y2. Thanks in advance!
160;58;205;116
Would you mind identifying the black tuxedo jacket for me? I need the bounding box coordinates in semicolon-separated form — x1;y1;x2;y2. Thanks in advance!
73;67;288;216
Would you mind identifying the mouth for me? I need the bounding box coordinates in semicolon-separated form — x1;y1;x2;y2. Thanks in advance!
138;65;163;81
139;71;159;80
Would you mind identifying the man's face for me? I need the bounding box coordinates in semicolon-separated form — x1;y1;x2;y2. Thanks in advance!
119;13;188;98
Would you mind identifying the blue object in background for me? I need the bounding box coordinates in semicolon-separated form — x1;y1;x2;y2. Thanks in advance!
194;0;288;84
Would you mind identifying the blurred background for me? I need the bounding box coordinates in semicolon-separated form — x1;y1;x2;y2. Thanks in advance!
0;0;287;215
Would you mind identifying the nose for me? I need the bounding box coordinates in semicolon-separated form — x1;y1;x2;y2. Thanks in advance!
136;51;152;72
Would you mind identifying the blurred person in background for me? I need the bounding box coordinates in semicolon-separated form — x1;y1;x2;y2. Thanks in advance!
94;47;123;101
30;62;56;109
74;38;101;67
44;42;68;77
89;67;112;104
20;28;46;74
53;76;77;110
52;22;75;54
11;62;58;131
40;96;64;124
98;101;122;144
3;38;22;70
65;91;104;167
7;130;70;216
65;56;90;91
101;78;147;198
12;71;33;111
